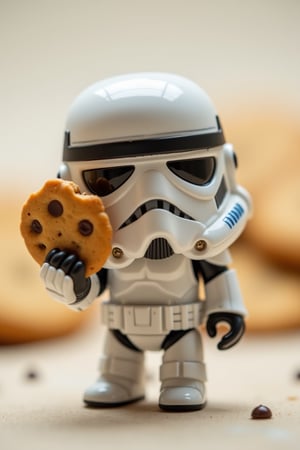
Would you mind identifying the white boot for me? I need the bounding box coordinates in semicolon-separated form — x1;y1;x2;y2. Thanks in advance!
159;329;207;411
84;331;145;407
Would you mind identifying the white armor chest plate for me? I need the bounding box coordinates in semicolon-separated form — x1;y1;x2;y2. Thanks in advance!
107;254;198;306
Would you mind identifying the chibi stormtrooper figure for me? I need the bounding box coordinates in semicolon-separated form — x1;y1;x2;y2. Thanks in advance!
41;72;252;411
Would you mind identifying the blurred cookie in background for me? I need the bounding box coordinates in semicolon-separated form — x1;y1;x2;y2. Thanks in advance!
224;106;300;331
245;164;300;271
224;106;300;199
232;240;300;333
0;200;94;344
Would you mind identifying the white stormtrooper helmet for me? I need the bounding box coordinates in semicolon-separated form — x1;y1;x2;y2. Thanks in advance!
59;72;251;269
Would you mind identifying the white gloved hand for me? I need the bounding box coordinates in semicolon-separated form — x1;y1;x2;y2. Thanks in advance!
40;263;77;305
40;249;100;311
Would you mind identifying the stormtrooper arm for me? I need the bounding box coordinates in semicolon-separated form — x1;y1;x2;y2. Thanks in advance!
194;260;247;350
204;268;247;317
205;268;247;350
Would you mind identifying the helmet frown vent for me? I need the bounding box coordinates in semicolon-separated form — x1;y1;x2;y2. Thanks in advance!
144;238;174;260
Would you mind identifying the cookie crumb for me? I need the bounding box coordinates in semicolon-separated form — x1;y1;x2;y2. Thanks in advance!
251;404;272;419
24;368;40;381
294;370;300;380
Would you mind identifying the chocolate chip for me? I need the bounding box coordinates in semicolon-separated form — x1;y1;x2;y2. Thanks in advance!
78;220;93;236
48;200;63;217
31;219;43;234
251;404;272;419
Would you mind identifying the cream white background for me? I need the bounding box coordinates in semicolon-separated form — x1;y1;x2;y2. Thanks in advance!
1;0;300;194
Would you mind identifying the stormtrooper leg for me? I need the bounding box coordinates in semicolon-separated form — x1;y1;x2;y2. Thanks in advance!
159;328;207;411
84;330;145;407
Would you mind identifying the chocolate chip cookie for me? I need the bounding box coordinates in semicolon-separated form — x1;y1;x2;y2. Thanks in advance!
20;179;112;277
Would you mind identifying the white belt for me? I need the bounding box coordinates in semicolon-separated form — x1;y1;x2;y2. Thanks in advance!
101;301;204;335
